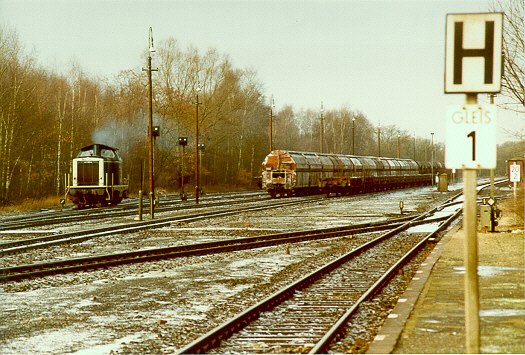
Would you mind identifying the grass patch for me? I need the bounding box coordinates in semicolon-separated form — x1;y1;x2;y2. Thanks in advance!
0;196;66;213
499;185;524;229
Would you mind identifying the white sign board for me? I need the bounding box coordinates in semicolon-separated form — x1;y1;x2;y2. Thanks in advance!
445;13;503;93
510;164;521;182
445;104;497;169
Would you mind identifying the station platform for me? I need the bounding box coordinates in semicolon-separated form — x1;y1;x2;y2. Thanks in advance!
367;197;524;354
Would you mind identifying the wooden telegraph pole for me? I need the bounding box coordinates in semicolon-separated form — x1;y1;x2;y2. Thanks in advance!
143;27;158;219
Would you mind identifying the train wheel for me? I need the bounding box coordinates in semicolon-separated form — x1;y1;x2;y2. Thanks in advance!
110;192;123;205
111;197;123;205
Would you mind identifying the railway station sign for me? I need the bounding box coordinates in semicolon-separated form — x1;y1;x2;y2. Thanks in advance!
445;13;503;93
510;164;521;182
445;104;497;169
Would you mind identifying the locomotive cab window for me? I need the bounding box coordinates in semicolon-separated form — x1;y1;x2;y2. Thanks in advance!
101;149;117;159
78;150;95;157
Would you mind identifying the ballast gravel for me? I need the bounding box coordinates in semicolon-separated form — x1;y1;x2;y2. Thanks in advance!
0;186;461;354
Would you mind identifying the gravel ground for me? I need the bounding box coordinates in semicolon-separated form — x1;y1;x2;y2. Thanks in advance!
0;185;472;354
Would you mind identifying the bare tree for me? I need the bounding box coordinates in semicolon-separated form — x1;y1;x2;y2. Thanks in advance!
0;26;42;202
491;0;524;139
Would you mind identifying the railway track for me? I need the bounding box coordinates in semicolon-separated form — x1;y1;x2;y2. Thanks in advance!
0;195;321;256
1;180;504;260
177;203;461;354
0;179;505;232
1;185;468;279
0;180;511;355
0;210;451;282
0;191;267;231
174;180;509;354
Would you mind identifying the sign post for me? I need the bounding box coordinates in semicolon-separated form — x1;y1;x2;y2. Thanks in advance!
509;163;521;183
445;12;503;354
510;163;520;212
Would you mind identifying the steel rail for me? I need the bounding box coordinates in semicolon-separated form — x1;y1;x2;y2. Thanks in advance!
176;206;460;354
1;182;463;255
0;192;268;231
0;179;503;231
176;179;507;354
0;212;449;282
309;208;462;353
0;197;321;256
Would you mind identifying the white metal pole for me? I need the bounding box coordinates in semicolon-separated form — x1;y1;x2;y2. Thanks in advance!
513;162;518;203
464;169;480;353
464;93;480;354
490;95;495;199
431;132;434;188
514;181;517;220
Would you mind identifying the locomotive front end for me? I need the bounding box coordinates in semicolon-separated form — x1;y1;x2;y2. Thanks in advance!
66;144;129;208
262;151;297;197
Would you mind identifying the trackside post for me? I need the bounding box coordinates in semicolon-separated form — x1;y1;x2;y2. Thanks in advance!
445;13;503;353
463;95;480;353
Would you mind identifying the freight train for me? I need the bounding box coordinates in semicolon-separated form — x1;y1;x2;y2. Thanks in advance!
261;150;444;197
65;144;129;208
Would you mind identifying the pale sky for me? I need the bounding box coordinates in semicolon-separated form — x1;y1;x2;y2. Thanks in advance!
1;0;521;143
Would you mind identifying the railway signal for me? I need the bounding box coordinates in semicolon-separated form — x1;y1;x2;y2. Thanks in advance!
444;13;503;354
179;137;188;201
198;143;205;196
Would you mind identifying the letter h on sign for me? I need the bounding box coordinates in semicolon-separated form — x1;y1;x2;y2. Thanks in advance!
454;21;494;85
445;13;503;93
